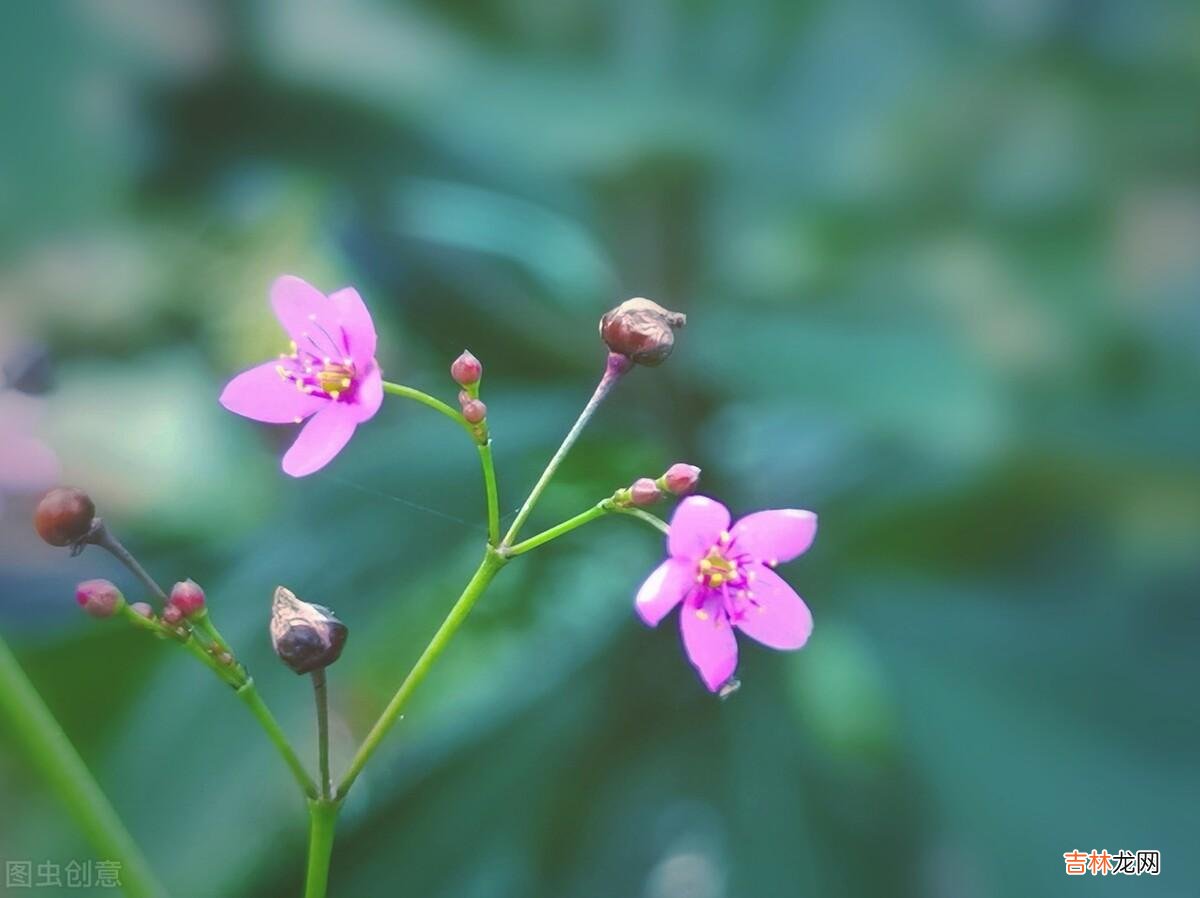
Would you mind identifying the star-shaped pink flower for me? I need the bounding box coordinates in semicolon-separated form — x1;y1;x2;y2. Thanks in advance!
636;496;816;691
220;276;383;477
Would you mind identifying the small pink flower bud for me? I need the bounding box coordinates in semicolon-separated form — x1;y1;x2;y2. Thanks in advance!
450;350;483;387
75;579;124;618
34;488;95;547
461;399;487;424
130;602;154;619
162;604;184;626
169;579;206;617
629;477;663;507
599;298;686;367
662;463;701;495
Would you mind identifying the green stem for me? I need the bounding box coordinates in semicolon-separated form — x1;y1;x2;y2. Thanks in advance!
88;520;168;604
504;500;670;557
505;502;609;557
237;681;318;799
193;611;234;657
477;440;501;545
613;506;671;535
0;633;167;898
501;353;630;547
337;548;507;798
382;381;473;437
384;379;501;545
304;798;340;898
312;669;331;799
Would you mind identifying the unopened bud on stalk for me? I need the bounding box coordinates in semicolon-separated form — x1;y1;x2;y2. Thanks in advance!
270;587;348;675
75;579;124;618
661;463;701;496
130;602;154;619
629;478;663;507
162;604;184;626
450;350;483;388
461;399;487;425
34;488;96;547
169;580;206;617
599;298;686;367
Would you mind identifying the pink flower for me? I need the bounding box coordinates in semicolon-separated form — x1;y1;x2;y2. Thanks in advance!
220;276;383;477
636;496;816;691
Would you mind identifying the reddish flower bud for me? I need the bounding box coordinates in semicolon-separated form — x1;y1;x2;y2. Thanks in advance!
599;298;686;367
130;602;154;619
75;579;124;618
451;350;483;387
461;399;487;424
169;579;206;617
629;477;663;507
162;604;184;626
34;488;95;547
270;587;348;675
662;463;701;496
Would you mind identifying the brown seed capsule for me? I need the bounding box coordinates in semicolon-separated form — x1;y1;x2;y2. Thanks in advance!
269;587;348;675
34;488;96;547
599;298;686;367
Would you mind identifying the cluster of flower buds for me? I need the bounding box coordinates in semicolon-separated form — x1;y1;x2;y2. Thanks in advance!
613;463;702;509
451;350;489;433
36;487;242;673
270;587;348;675
599;298;686;367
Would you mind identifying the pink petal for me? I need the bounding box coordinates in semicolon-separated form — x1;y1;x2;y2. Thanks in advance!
349;364;384;423
220;361;324;424
730;509;817;565
680;595;738;692
635;559;694;626
282;405;358;477
329;287;377;364
270;275;329;345
668;496;731;561
734;564;813;650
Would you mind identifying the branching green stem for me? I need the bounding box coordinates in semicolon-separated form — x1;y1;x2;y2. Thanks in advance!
0;632;167;898
501;354;629;547
237;681;319;799
505;499;669;557
337;548;507;798
382;381;473;436
383;380;502;545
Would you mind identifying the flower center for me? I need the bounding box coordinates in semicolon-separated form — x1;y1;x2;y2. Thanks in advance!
697;545;740;589
276;342;357;402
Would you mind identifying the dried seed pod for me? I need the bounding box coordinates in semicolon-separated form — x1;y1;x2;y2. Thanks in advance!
269;586;348;675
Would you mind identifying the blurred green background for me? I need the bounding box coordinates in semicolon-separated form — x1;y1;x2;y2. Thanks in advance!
2;2;1198;896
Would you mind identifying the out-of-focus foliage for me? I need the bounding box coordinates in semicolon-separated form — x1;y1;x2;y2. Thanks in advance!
1;1;1198;896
